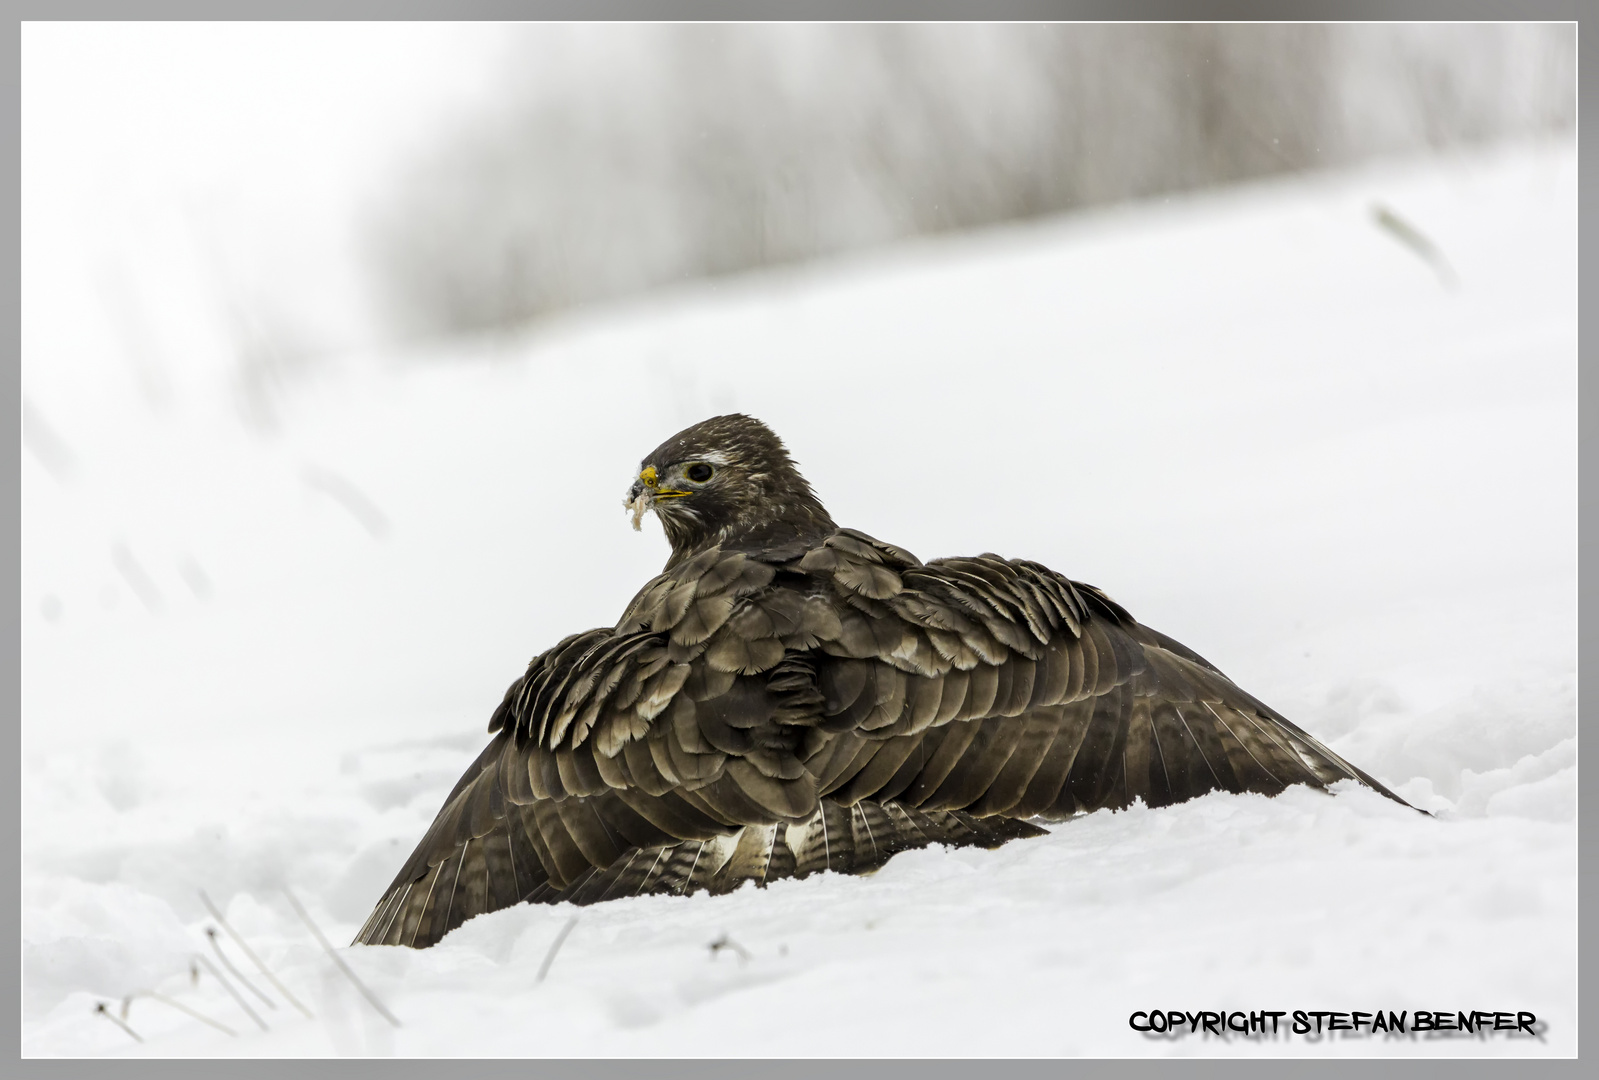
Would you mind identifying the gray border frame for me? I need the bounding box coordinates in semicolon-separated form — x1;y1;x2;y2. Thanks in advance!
10;4;1587;1077
3;1;1594;18
6;10;17;1075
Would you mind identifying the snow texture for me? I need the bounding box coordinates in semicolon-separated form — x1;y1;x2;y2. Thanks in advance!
21;141;1575;1057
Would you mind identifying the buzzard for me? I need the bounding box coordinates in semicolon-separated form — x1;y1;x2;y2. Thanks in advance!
355;414;1409;948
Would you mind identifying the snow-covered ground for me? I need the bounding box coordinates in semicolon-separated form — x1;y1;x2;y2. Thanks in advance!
21;141;1575;1057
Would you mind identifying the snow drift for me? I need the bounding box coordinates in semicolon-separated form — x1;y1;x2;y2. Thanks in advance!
21;140;1575;1057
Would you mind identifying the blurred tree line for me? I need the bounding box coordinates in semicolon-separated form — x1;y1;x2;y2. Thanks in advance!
361;23;1575;341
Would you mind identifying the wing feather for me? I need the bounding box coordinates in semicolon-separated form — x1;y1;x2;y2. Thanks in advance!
356;534;1412;949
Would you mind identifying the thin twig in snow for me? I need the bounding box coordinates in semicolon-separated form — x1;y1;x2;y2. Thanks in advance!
707;933;752;963
199;888;314;1019
1371;202;1459;289
121;991;237;1037
300;465;391;538
536;916;579;984
94;1002;142;1043
282;888;401;1028
194;953;269;1031
206;927;275;1010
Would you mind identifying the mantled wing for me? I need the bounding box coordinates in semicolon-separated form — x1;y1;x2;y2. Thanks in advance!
356;544;883;948
789;530;1409;819
356;530;1407;948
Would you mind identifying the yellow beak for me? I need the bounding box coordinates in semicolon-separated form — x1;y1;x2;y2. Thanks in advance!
625;465;691;532
639;464;689;499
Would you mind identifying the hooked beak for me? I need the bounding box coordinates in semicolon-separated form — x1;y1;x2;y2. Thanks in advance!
625;465;687;531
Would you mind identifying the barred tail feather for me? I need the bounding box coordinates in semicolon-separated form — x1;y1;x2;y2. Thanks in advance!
523;799;1044;909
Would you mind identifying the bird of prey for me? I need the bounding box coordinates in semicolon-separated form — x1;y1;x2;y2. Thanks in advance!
355;414;1409;949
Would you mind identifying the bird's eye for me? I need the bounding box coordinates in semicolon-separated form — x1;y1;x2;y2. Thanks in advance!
686;462;714;483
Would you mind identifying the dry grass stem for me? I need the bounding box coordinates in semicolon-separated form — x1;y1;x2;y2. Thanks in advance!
94;1002;142;1043
283;887;401;1028
535;915;580;984
206;927;276;1009
121;991;237;1037
194;953;269;1031
199;888;315;1019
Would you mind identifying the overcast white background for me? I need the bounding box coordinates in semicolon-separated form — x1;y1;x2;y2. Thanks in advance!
21;23;1575;1057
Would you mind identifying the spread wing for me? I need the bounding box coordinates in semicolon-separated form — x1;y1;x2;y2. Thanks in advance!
355;530;1408;948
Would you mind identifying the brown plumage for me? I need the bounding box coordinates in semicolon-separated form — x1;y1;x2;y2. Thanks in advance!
354;414;1411;949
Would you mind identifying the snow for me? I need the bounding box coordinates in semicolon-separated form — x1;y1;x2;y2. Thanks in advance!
21;140;1575;1057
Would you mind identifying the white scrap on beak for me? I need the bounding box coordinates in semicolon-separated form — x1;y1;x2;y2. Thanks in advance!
625;466;658;531
626;489;649;531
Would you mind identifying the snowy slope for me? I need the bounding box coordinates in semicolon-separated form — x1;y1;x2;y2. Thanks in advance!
21;141;1575;1057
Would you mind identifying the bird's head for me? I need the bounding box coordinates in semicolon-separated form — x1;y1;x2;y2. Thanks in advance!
624;413;835;565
